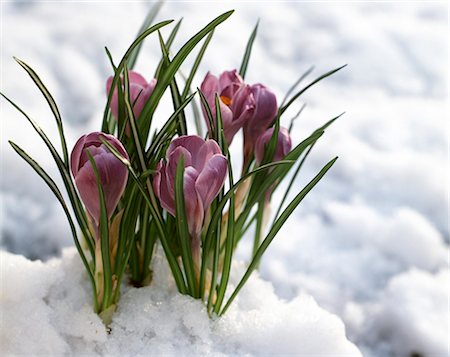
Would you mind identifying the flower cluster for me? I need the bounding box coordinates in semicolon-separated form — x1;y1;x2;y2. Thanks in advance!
4;9;342;324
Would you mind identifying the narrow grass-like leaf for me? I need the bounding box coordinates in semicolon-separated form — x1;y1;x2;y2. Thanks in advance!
239;20;259;79
102;20;173;132
9;141;98;311
104;47;117;72
221;157;338;315
181;30;214;100
280;66;314;108
158;31;187;136
128;0;165;69
138;11;234;142
213;148;235;314
198;88;214;139
13;57;69;167
100;136;188;293
146;92;196;162
288;103;306;133
155;18;183;78
1;92;95;257
279;64;347;116
175;156;197;296
274;113;343;221
86;151;112;310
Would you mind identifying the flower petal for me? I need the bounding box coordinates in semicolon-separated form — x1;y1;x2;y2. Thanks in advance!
195;154;228;209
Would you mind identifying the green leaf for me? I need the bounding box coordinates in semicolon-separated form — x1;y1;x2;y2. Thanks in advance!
221;157;338;315
274;113;344;221
157;31;187;136
280;66;314;108
175;156;197;296
13;57;69;167
104;47;117;72
239;20;259;79
213;147;235;314
198;88;214;139
1;92;95;257
181;30;214;100
9;141;98;312
128;0;165;69
146;91;196;162
102;19;173;132
279;64;347;116
288;103;306;133
154;19;183;78
86;150;112;311
100;137;188;294
138;10;234;142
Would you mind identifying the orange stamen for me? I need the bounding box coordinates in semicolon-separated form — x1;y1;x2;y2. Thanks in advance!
220;95;232;106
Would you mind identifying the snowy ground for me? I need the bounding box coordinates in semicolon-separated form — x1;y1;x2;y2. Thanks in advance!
2;247;361;355
1;1;449;356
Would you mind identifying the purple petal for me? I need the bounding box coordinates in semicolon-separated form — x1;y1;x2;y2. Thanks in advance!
167;135;205;160
128;70;148;87
218;69;243;91
200;72;219;98
166;146;193;193
255;127;292;164
244;84;278;146
195;154;228;209
183;167;203;237
193;139;221;171
154;161;176;216
74;152;128;226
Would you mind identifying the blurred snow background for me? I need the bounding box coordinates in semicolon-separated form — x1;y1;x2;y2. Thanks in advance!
1;1;448;356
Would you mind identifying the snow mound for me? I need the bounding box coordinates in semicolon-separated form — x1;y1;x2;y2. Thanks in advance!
367;268;449;357
0;248;361;356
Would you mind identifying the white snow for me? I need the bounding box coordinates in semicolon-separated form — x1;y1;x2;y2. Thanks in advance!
1;1;449;356
0;248;361;356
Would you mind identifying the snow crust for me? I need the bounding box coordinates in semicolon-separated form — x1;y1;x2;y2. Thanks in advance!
1;248;361;356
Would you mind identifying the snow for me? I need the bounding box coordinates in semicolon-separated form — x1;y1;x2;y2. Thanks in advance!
1;1;449;356
0;247;361;356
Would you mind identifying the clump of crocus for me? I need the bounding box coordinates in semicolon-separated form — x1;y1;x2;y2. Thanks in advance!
200;70;255;144
70;131;129;230
106;70;156;131
153;135;227;275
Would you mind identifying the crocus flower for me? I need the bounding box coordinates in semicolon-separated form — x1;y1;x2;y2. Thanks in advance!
200;70;255;145
153;135;228;237
255;126;292;165
243;84;278;162
106;70;156;122
70;132;129;229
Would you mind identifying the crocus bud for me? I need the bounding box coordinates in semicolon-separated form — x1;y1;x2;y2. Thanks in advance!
70;132;129;229
106;70;156;121
255;126;292;165
153;135;228;237
243;84;278;161
200;70;255;145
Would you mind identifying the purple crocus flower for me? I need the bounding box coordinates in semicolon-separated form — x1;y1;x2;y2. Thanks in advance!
153;135;228;237
200;70;255;145
243;84;278;162
106;70;156;124
255;126;292;165
70;132;129;230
